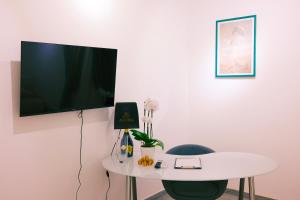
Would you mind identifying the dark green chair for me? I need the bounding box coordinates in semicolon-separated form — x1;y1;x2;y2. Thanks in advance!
162;144;228;200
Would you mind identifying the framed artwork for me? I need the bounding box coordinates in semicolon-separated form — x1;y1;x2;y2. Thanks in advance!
215;15;256;77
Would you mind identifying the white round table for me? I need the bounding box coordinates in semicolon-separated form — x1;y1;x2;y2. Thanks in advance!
102;152;277;200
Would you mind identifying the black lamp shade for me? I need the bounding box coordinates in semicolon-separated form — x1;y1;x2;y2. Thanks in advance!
114;102;139;129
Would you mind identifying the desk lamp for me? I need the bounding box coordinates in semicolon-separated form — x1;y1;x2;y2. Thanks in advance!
114;102;139;159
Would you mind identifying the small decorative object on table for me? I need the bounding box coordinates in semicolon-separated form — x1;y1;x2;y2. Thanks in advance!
130;98;164;166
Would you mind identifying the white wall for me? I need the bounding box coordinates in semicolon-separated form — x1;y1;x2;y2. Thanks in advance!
2;0;300;199
0;0;190;199
188;0;300;199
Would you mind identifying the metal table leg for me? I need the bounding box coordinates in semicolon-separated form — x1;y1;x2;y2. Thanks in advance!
131;177;137;200
126;176;137;200
248;177;255;200
239;178;245;200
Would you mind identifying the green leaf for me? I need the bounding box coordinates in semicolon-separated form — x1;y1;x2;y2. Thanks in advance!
155;139;164;150
130;130;164;150
130;130;151;143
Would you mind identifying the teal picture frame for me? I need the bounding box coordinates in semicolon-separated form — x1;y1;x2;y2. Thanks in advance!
215;15;256;78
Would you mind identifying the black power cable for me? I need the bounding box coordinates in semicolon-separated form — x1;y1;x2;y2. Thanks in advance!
105;171;110;200
76;110;84;200
106;129;122;199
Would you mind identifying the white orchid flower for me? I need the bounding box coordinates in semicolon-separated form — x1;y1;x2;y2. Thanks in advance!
144;98;152;107
149;100;159;111
145;99;159;111
141;116;152;124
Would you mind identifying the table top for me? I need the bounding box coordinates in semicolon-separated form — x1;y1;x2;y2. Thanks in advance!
102;152;277;181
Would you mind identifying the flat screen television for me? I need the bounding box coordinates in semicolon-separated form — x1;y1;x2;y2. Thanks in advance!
20;41;118;117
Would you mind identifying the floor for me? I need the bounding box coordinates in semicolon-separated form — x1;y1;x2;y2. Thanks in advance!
146;189;274;200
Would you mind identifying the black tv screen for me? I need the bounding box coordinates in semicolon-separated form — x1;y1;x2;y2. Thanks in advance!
20;41;117;116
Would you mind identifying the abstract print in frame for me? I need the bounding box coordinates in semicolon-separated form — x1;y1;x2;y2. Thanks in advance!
216;15;256;77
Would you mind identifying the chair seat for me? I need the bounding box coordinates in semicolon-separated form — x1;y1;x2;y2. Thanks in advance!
163;180;228;200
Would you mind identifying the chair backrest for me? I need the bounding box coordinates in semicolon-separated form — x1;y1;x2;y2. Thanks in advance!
166;144;215;155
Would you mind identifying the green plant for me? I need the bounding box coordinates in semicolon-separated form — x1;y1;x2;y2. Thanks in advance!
130;130;164;150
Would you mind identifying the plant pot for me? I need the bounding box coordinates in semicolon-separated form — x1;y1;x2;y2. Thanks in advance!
140;146;155;159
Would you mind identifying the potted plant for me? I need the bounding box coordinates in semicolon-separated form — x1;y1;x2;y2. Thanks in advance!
130;98;164;163
130;129;164;159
